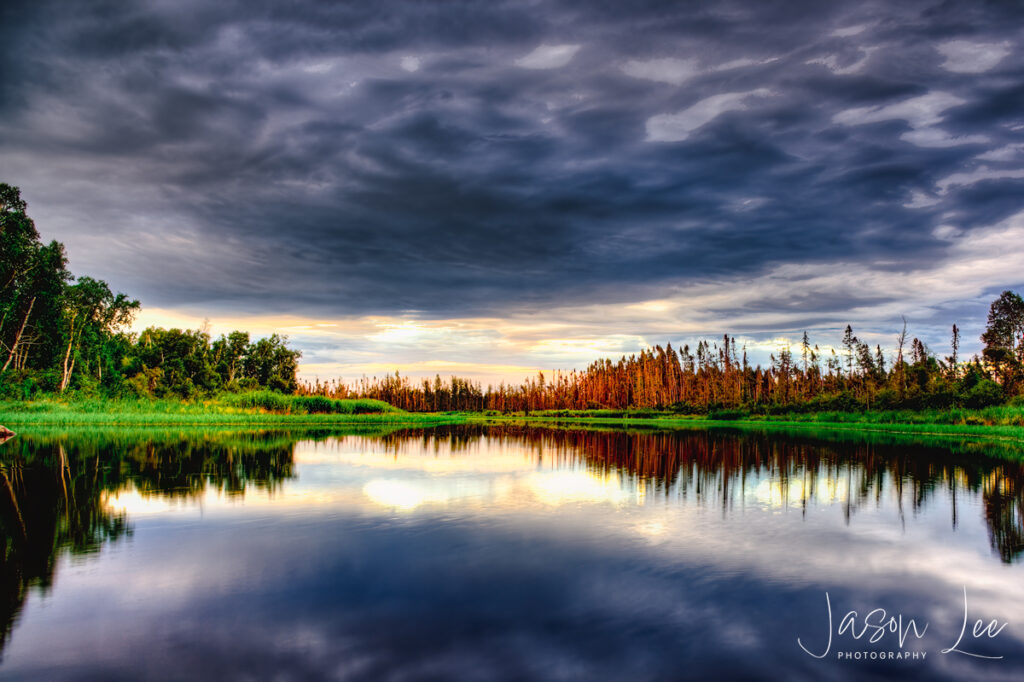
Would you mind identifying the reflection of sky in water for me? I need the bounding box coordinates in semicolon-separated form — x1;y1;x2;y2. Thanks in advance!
4;433;1024;681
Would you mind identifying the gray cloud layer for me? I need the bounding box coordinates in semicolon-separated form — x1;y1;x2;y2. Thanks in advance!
1;0;1023;332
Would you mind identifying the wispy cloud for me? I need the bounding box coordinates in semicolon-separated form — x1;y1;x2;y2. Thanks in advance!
936;39;1012;74
646;89;773;142
515;44;581;69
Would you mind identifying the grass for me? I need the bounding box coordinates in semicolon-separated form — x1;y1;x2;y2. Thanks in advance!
3;396;1024;447
444;405;1024;449
217;391;399;415
502;404;1024;427
0;393;467;427
728;405;1024;427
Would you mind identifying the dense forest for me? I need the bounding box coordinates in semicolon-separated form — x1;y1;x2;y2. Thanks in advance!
4;180;1024;414
0;183;300;398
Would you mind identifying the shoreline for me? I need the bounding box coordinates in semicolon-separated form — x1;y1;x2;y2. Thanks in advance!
473;414;1024;443
4;401;1024;445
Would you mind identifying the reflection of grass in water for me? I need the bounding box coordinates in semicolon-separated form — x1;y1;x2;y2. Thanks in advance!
462;417;1024;462
6;398;1024;446
6;412;1024;462
475;414;1024;441
6;423;430;451
701;423;1024;462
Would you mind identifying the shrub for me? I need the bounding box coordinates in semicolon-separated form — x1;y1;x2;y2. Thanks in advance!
962;379;1004;409
709;408;747;420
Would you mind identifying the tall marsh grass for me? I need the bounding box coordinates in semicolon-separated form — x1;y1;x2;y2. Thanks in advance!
0;391;460;426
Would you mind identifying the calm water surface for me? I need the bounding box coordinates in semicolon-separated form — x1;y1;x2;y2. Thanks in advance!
1;425;1023;681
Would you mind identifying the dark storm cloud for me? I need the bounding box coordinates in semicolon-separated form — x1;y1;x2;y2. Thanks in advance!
1;0;1023;324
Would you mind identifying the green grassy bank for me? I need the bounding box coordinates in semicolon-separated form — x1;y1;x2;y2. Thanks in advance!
0;392;467;427
470;405;1024;442
480;413;1024;443
3;395;1024;444
492;404;1024;426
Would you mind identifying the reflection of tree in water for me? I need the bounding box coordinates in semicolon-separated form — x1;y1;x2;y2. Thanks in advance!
0;430;296;657
110;432;297;499
378;425;1024;564
984;471;1024;563
0;444;129;657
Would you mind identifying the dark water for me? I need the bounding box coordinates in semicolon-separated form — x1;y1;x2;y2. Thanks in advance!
1;425;1023;681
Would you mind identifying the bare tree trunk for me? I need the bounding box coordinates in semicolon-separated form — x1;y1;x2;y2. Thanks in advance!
0;469;27;544
15;333;36;371
59;315;78;392
58;443;73;523
59;352;78;393
1;296;35;374
895;316;907;397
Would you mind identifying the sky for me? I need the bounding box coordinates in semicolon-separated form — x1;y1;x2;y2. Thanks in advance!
1;0;1023;386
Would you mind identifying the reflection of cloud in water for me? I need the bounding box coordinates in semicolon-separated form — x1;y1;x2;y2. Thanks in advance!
290;433;1024;628
747;472;846;508
360;469;640;512
296;439;535;474
363;478;488;511
105;485;213;516
525;470;640;507
4;427;1024;680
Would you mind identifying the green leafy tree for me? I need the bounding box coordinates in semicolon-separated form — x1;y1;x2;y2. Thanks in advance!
58;277;139;392
981;290;1024;390
242;334;301;393
131;328;219;397
0;183;38;297
1;185;72;379
211;331;250;386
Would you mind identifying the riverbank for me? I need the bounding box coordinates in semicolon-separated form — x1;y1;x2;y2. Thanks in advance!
6;399;1024;456
3;397;1024;442
0;394;464;427
504;404;1024;426
481;405;1024;443
486;413;1024;443
0;395;1019;438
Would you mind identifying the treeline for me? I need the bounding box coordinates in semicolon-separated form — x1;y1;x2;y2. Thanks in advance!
301;291;1024;414
0;183;300;398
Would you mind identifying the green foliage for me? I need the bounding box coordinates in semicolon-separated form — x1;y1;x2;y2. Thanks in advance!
981;290;1024;391
242;335;300;393
0;393;438;427
122;328;301;398
708;408;746;420
963;378;1005;409
0;182;304;399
